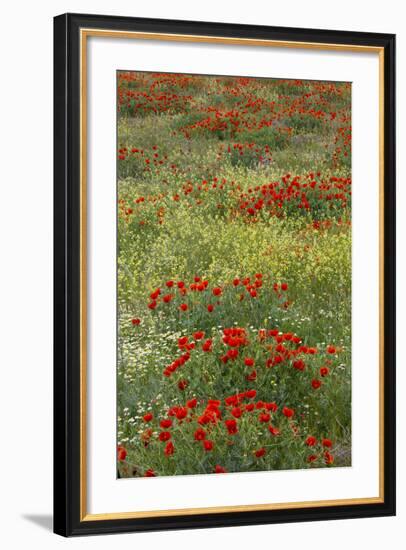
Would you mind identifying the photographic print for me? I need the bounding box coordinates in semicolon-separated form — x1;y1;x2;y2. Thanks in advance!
54;15;395;535
116;71;352;478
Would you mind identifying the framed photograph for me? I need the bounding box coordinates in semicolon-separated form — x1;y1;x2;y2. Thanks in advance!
54;13;396;536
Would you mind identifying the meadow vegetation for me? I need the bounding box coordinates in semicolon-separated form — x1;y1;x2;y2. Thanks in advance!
116;72;351;477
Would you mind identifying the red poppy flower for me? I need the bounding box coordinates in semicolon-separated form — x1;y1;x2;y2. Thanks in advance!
245;389;257;399
224;348;237;361
179;303;188;311
194;428;206;441
265;402;278;412
175;407;188;420
322;438;333;448
233;278;240;286
225;394;238;406
144;469;156;477
327;345;336;354
311;379;322;389
246;370;257;381
164;441;174;456
324;451;334;464
231;407;242;418
307;454;318;463
269;425;281;436
281;283;288;291
159;431;171;442
244;357;255;367
150;289;160;300
203;440;214;451
117;446;127;461
193;331;205;340
166;280;174;288
148;301;157;310
212;287;222;296
214;465;227;473
293;359;305;371
202;339;213;352
143;413;153;422
255;447;266;458
197;414;211;425
282;406;294;418
259;412;271;423
163;294;173;303
187;398;197;409
320;366;330;377
225;419;238;435
160;419;172;429
178;336;188;348
305;436;317;446
207;304;214;312
131;318;141;326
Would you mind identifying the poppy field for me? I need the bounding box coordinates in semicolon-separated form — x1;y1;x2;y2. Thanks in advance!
117;72;351;478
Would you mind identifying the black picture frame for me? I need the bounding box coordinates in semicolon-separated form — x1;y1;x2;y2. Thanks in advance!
54;12;396;537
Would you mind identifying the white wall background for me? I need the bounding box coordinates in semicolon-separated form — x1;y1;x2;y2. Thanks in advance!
0;0;403;547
